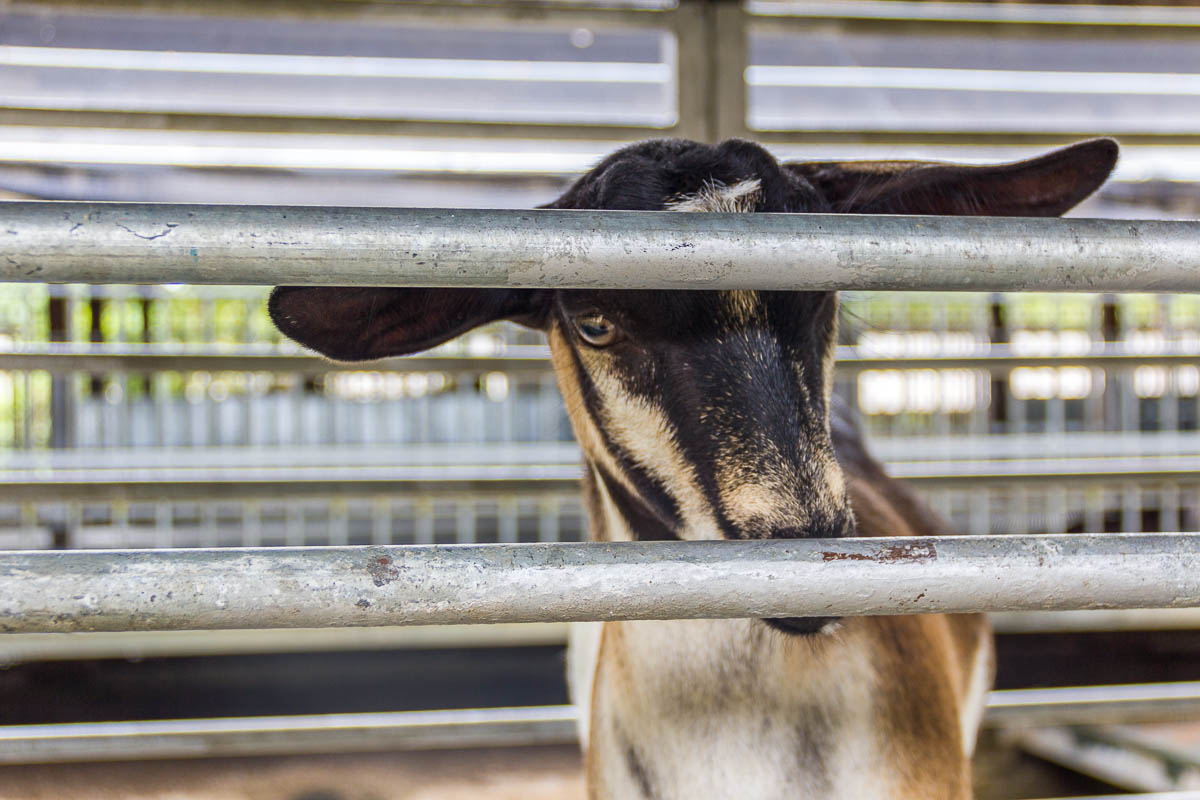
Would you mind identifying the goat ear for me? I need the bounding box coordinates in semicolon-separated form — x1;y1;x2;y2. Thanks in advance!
787;138;1118;217
268;287;540;361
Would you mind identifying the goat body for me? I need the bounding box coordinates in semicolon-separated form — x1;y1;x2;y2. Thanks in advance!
268;136;1119;799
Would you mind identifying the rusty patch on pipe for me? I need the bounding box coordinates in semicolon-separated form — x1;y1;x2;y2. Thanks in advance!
366;554;399;587
822;542;937;564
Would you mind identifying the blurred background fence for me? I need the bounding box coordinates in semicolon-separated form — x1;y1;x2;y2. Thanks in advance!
2;0;1200;793
2;0;1200;558
2;289;1200;551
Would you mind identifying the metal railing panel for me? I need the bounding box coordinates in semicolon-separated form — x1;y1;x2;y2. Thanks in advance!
3;205;1200;291
2;534;1199;633
5;342;1200;374
0;705;580;765
5;681;1200;765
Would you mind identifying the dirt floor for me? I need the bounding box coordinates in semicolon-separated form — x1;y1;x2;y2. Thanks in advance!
0;736;1118;800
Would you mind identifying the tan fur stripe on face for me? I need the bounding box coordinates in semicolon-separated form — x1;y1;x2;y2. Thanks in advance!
586;363;724;541
549;324;646;542
553;322;722;541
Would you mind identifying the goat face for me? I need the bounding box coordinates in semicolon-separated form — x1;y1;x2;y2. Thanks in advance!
269;134;1116;552
534;141;851;550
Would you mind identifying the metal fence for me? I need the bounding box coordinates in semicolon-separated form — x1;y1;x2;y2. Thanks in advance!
2;207;1199;551
0;205;1199;627
4;0;1200;786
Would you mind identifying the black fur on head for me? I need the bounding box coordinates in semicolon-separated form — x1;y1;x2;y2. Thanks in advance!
542;138;829;213
269;137;1118;549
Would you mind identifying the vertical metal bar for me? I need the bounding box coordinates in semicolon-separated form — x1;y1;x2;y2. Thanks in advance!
21;371;32;450
969;295;988;436
1084;366;1104;433
1049;485;1069;535
64;501;81;550
968;487;989;536
286;503;304;547
456;498;476;545
1122;483;1142;534
243;501;262;548
1163;483;1181;533
330;499;349;546
201;503;219;548
47;294;70;449
1048;381;1066;436
112;500;130;549
1101;295;1123;432
539;496;560;543
501;377;517;442
988;294;1009;434
1121;366;1138;433
290;376;304;446
671;0;715;142
1084;487;1104;534
711;0;750;141
540;374;559;441
1011;485;1028;535
415;498;435;546
154;502;172;549
19;503;40;549
371;497;391;546
240;372;254;449
499;497;519;544
932;298;951;437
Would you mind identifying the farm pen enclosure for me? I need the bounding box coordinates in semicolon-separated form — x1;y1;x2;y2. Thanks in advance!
4;209;1200;800
4;1;1200;799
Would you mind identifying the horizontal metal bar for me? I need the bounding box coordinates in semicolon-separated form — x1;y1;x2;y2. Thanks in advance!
0;348;554;375
8;108;1200;148
0;705;579;765
1009;726;1185;794
2;535;1200;633
0;108;666;144
4;345;1200;375
749;0;1200;40
988;682;1200;729
989;609;1200;635
4;680;1200;764
0;474;584;503
748;65;1200;96
11;0;674;29
749;0;1200;28
5;436;1196;473
0;46;670;84
2;204;1200;291
0;623;572;664
3;454;1193;503
2;609;1197;664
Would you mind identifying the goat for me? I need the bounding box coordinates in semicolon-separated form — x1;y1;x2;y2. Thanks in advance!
268;137;1118;799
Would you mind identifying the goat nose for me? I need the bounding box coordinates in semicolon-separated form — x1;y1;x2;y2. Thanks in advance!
768;517;854;541
767;526;810;540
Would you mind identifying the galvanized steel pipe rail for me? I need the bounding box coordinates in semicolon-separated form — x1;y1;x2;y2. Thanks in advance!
2;203;1200;291
2;534;1199;634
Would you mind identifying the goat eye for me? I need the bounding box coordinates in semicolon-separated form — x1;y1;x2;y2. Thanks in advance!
574;314;619;347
